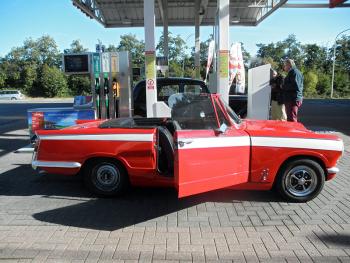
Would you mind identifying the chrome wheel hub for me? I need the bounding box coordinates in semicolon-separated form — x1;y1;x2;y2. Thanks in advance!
95;164;120;190
285;165;317;197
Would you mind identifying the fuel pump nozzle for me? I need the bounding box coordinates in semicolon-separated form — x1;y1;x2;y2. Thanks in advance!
95;77;100;94
104;77;109;118
94;77;101;118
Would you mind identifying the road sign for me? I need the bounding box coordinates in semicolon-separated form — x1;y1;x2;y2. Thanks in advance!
147;78;155;90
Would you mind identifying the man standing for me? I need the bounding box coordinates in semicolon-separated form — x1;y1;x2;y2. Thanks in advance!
283;59;303;122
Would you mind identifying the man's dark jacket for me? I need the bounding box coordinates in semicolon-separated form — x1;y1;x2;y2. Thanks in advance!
283;67;303;102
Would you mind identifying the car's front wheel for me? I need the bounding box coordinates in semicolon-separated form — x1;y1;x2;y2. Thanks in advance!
84;159;128;197
275;159;325;202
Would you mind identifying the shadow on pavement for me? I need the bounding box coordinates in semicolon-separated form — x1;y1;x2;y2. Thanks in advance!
0;165;283;231
0;137;29;159
0;165;88;198
316;234;350;249
32;189;282;231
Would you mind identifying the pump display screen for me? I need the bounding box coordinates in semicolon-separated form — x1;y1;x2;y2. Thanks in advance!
63;54;90;74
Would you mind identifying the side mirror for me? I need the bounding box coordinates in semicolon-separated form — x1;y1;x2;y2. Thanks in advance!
214;123;227;136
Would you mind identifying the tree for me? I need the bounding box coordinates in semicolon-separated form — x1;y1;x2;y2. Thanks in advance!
303;44;327;70
334;71;350;98
117;34;145;66
67;75;91;95
0;35;61;95
106;44;118;52
67;40;88;53
157;32;186;63
283;35;303;67
0;68;6;88
21;64;38;95
316;72;331;97
250;56;279;70
156;32;187;77
38;64;68;97
240;43;251;69
256;42;285;69
334;35;350;73
193;37;212;79
1;57;22;89
256;34;303;70
14;35;61;67
303;71;318;97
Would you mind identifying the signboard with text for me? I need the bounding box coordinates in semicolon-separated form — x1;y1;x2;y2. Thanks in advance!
63;54;90;74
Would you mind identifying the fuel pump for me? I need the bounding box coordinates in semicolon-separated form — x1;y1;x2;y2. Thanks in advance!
91;53;101;119
91;51;132;119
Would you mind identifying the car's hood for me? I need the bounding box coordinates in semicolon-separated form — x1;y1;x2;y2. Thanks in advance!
243;119;339;140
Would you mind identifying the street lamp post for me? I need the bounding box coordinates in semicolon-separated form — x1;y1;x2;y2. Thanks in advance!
331;28;350;98
182;34;194;77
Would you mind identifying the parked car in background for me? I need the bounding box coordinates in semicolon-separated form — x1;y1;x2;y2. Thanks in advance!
133;78;248;118
0;90;25;100
133;78;210;116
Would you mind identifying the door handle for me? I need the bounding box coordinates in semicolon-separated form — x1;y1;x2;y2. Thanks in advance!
178;140;193;148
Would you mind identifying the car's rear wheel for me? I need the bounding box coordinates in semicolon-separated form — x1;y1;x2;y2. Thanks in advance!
84;158;128;197
275;159;325;202
11;97;17;100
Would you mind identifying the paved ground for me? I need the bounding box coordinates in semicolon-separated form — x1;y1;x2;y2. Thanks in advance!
0;99;349;262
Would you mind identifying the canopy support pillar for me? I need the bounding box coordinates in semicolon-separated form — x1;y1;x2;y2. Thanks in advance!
195;0;201;79
144;0;157;117
216;0;230;103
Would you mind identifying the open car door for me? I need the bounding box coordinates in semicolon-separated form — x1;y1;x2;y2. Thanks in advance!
172;94;250;198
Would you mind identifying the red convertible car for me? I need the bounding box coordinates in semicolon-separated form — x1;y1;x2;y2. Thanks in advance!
32;93;344;202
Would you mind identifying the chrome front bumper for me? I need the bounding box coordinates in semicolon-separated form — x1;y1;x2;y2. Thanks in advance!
327;167;339;174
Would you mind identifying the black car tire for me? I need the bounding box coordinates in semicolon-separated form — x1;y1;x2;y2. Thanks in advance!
11;97;17;100
84;158;129;197
275;159;325;202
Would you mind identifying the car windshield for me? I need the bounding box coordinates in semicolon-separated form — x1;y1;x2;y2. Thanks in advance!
168;93;218;130
221;99;242;124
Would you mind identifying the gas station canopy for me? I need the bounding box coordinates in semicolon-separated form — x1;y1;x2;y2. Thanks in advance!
73;0;288;27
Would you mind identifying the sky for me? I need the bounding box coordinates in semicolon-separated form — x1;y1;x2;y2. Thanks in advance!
0;0;349;58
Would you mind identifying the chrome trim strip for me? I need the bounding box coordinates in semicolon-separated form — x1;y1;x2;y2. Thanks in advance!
39;133;153;142
32;161;81;169
327;167;339;174
178;136;250;149
251;137;344;152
